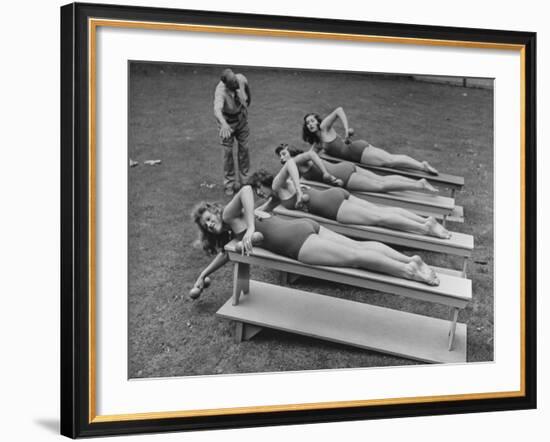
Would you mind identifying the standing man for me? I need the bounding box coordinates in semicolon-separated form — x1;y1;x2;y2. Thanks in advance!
213;68;251;196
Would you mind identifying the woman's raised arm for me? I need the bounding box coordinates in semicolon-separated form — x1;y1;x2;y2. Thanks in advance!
320;106;349;136
301;150;344;186
272;159;305;207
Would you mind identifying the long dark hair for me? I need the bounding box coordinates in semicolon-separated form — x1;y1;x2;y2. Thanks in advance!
191;201;232;254
301;113;322;145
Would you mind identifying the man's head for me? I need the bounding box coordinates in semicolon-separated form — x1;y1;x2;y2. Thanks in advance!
221;68;239;91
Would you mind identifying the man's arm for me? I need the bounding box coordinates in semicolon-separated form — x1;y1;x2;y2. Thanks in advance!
244;81;251;107
213;82;232;138
236;74;251;107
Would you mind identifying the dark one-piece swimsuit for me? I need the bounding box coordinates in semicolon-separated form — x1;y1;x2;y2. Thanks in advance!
301;160;356;187
324;135;370;163
280;187;350;220
235;214;320;260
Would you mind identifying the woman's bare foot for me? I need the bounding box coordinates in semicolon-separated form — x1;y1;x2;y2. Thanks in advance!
425;217;451;239
422;161;439;175
405;256;439;286
419;178;439;193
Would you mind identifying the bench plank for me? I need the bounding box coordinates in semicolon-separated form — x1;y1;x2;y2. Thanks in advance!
225;243;472;309
273;205;473;257
217;281;467;363
320;152;465;190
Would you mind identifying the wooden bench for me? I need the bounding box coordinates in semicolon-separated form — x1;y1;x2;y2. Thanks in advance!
303;180;464;225
273;205;474;276
216;241;472;363
320;152;465;197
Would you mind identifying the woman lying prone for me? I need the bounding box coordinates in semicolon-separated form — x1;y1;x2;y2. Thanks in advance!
248;160;450;239
189;186;440;299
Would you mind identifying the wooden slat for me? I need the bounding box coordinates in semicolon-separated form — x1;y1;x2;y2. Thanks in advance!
217;281;467;363
320;152;465;189
273;205;473;257
225;242;472;309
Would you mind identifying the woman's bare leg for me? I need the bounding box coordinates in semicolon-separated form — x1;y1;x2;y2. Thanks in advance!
347;172;434;193
360;145;438;175
298;232;438;285
337;200;431;235
317;227;439;284
346;196;450;238
382;205;428;223
354;167;438;193
350;195;426;222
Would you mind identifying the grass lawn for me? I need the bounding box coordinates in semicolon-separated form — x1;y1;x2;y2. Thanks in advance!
128;62;493;378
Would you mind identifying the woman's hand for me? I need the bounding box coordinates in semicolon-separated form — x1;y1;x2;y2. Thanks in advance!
322;173;344;187
241;228;256;255
190;275;211;300
344;127;355;144
295;191;310;211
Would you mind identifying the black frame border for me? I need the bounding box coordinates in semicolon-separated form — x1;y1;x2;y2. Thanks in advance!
60;2;537;438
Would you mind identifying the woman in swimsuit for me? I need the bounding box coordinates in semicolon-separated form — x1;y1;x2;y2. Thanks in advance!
247;162;451;239
302;107;439;175
275;143;438;194
189;186;439;299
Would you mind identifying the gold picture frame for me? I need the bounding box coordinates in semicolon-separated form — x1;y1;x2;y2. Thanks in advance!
61;2;536;437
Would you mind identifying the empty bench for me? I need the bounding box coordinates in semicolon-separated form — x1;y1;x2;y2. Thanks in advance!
216;241;472;363
273;205;474;276
302;179;464;225
320;152;465;197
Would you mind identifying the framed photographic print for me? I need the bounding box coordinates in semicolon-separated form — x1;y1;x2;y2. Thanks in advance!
60;2;536;438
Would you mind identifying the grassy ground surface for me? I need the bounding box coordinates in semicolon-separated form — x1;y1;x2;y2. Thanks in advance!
128;62;493;378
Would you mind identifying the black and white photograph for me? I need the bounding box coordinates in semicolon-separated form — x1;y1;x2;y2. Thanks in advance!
127;62;494;378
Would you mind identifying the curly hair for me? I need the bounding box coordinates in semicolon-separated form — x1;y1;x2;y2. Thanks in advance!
191;201;232;255
274;143;304;158
247;169;274;190
302;113;323;145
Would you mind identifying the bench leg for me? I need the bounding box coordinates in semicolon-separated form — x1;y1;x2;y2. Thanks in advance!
279;271;300;285
442;215;448;228
243;323;263;341
232;262;250;306
288;273;301;284
450;188;456;199
235;322;244;343
448;308;460;351
234;322;263;343
461;258;469;278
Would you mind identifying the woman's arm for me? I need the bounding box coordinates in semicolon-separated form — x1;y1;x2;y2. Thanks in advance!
272;159;304;207
273;159;302;194
320;106;349;136
223;185;255;223
195;251;229;284
190;251;230;298
300;151;344;187
222;186;256;253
